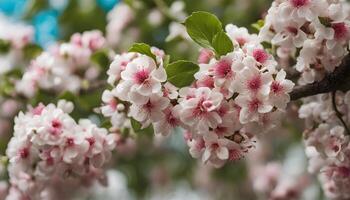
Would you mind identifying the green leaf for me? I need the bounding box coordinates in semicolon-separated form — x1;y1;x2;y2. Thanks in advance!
184;11;222;49
319;17;332;27
128;43;157;62
0;39;10;54
131;118;154;135
212;31;233;56
5;68;23;78
163;55;171;67
165;60;199;87
23;44;42;60
261;41;272;50
58;91;76;102
251;19;265;32
101;120;112;129
91;50;110;70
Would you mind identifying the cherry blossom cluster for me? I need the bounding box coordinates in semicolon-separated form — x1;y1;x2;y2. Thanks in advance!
102;26;294;166
260;0;350;84
106;3;134;46
16;30;107;97
247;140;312;200
101;48;169;134
5;100;117;199
300;91;350;199
0;15;34;50
0;15;34;75
250;161;310;200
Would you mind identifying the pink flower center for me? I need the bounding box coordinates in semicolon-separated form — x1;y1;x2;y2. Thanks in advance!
253;49;268;63
166;112;179;127
202;101;213;111
217;105;228;117
286;26;298;35
215;126;227;136
247;75;262;92
337;166;350;177
271;81;283;94
184;131;192;141
109;99;117;110
196;139;205;150
290;0;309;8
50;119;62;135
120;61;128;70
332;145;340;153
196;76;214;88
134;69;150;84
236;37;247;46
143;101;154;112
211;143;219;150
19;148;29;159
66;138;75;147
193;98;214;117
215;59;232;78
46;157;54;166
332;23;348;40
87;137;95;146
52;120;61;129
248;98;261;112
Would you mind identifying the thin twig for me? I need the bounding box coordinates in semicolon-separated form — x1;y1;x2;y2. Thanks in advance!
331;90;350;135
290;55;350;101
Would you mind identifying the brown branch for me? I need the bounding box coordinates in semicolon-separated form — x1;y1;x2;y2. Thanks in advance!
290;55;350;101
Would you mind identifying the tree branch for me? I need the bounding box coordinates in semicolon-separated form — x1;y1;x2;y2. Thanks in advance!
290;55;350;101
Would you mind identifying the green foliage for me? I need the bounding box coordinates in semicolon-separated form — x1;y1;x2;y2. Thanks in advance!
23;0;48;19
165;60;199;87
251;19;265;32
319;17;332;27
128;43;157;62
91;50;110;70
212;30;234;56
59;0;107;40
0;39;10;54
58;91;76;102
130;118;154;136
184;11;233;57
23;44;43;60
184;11;222;49
0;69;23;97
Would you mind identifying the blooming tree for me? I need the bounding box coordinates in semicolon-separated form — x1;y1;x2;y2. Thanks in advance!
0;0;350;199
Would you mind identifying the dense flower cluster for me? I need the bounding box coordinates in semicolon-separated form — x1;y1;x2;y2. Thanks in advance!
260;0;350;84
102;25;294;167
300;91;350;199
16;30;107;97
5;101;117;199
0;15;34;75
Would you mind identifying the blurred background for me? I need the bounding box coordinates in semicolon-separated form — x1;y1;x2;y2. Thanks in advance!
0;0;324;199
